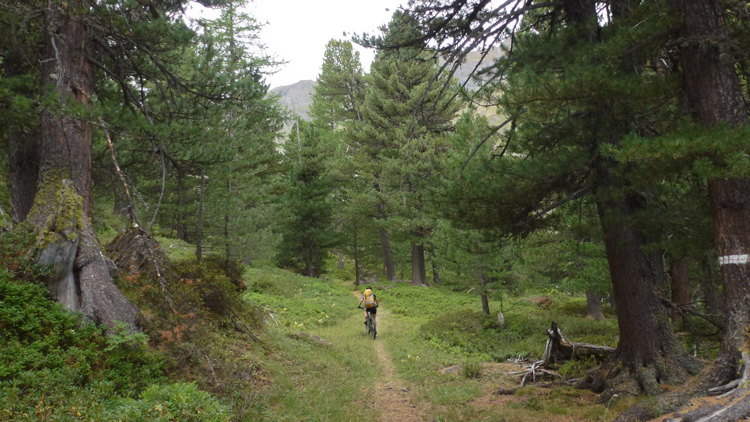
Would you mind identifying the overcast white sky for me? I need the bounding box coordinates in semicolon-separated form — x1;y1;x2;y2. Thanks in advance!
249;0;404;88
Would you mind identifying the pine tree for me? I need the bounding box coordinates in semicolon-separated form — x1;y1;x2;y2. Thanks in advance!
349;11;462;284
402;0;701;394
276;121;340;277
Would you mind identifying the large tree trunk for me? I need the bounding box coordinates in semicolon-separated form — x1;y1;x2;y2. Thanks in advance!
570;0;698;398
608;1;750;419
582;193;698;397
28;0;138;330
671;0;750;386
411;242;427;285
708;179;750;383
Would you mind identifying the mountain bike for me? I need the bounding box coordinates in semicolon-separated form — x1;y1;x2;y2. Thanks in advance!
358;306;377;340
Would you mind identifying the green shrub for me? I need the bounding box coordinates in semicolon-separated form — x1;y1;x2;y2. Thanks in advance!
243;266;355;328
113;382;230;421
0;271;171;420
421;309;504;359
462;360;483;379
0;224;50;283
0;233;231;422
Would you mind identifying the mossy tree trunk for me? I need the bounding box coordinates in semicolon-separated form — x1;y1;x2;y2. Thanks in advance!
27;0;138;330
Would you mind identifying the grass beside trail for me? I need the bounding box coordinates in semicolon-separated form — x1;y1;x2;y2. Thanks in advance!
242;267;379;421
242;266;628;421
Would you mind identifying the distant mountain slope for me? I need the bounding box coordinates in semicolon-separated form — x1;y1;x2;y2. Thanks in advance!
269;80;315;122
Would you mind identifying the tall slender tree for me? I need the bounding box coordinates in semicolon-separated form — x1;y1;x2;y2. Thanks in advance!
276;121;340;277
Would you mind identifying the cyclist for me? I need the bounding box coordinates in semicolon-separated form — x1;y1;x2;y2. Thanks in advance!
358;286;379;328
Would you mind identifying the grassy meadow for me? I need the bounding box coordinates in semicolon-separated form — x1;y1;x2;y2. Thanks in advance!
241;259;633;421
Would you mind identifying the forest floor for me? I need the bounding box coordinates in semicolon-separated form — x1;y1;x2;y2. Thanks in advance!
241;269;644;421
347;292;615;422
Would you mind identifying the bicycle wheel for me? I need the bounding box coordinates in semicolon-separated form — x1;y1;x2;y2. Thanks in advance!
370;319;376;340
365;315;371;335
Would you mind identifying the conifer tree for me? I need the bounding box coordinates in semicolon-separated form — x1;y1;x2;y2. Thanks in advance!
309;39;366;270
399;0;701;393
276;121;340;277
0;0;281;329
350;11;462;284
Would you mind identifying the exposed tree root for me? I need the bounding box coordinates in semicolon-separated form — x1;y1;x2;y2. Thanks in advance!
31;180;139;331
106;226;177;313
610;351;750;421
577;345;700;410
507;359;564;386
504;322;616;389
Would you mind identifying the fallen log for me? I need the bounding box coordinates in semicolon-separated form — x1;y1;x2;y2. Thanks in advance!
542;321;615;366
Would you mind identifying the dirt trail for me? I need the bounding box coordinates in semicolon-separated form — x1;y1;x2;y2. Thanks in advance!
352;291;424;422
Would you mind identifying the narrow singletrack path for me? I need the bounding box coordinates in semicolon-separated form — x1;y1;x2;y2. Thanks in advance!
352;291;424;421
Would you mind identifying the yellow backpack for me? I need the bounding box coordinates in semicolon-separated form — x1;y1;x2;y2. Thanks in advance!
363;289;377;308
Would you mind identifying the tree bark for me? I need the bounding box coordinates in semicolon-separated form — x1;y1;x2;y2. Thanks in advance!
28;0;138;330
586;289;605;321
379;227;396;281
699;254;722;318
2;9;39;223
669;257;691;325
543;322;615;366
411;242;427;285
589;191;699;395
176;170;187;241
7;124;39;223
708;179;750;383
432;258;442;285
670;0;750;386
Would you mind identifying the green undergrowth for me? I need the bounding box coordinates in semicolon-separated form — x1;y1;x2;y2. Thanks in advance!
243;266;355;329
374;284;620;421
242;268;620;421
0;229;229;421
118;255;267;420
240;265;379;421
380;283;618;364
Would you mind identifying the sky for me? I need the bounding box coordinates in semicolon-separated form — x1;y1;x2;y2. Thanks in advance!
248;0;404;88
